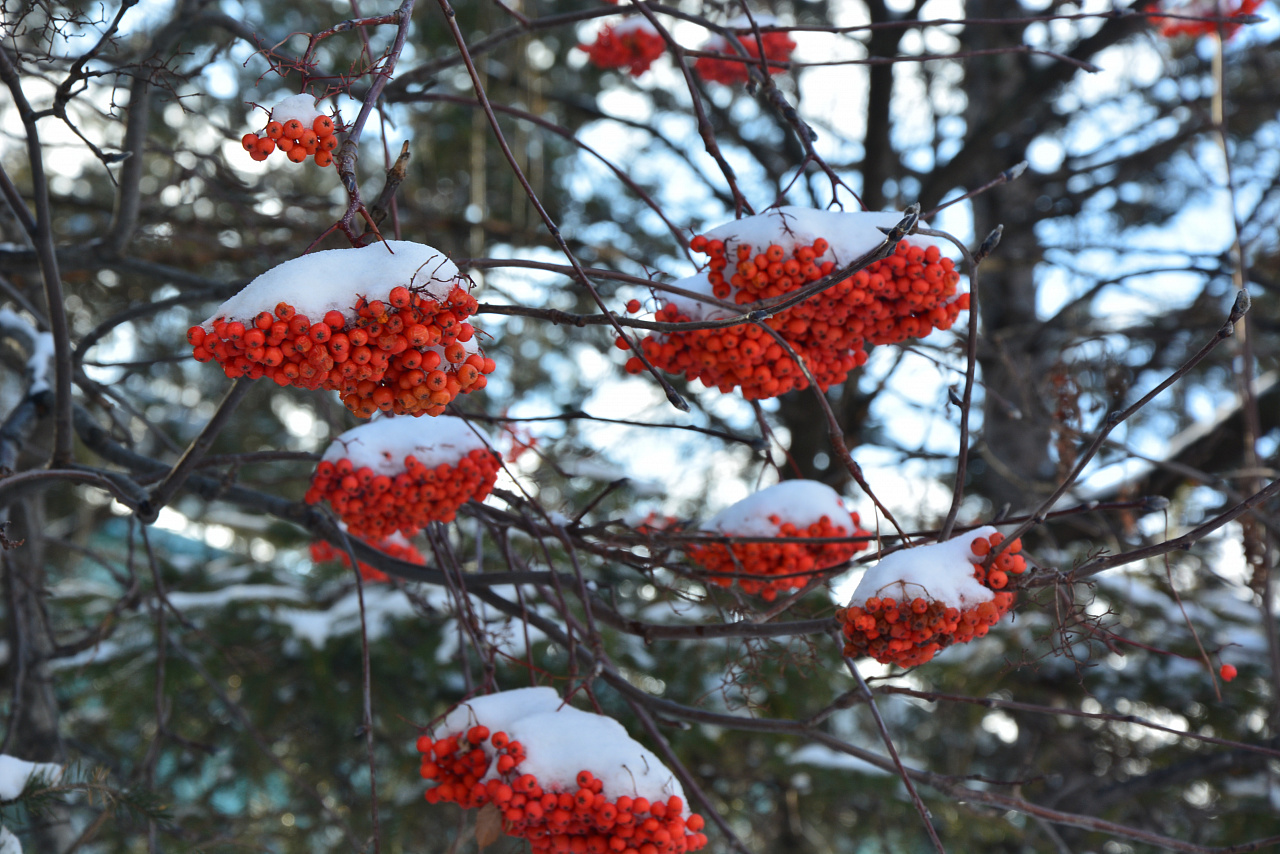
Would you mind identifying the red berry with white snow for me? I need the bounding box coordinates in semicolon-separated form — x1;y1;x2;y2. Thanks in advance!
686;481;871;600
627;208;967;401
189;240;496;416
836;527;1027;667
417;688;708;854
305;415;500;539
241;94;340;167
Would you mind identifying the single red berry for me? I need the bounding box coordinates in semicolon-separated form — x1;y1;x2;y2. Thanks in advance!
1220;663;1238;682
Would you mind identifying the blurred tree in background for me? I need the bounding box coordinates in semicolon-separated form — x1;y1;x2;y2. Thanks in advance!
2;0;1279;852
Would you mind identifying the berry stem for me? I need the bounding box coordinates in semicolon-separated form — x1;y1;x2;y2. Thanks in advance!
835;635;948;854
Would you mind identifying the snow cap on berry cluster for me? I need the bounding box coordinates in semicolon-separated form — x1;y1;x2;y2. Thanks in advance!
850;526;998;609
668;208;944;322
703;207;938;264
700;480;850;536
202;241;463;329
322;414;490;477
269;93;325;127
436;688;689;811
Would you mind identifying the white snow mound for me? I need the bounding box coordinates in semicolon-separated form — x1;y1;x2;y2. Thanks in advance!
0;754;63;801
322;415;490;475
849;526;997;609
434;688;689;811
701;480;851;536
269;94;324;127
664;270;733;323
203;240;464;327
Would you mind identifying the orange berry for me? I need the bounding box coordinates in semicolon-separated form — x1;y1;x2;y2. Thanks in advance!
265;121;284;140
241;133;259;151
313;114;335;135
287;145;308;163
281;118;305;140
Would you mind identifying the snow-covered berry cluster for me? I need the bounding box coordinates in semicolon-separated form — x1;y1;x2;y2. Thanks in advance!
1149;0;1261;39
694;18;795;85
581;19;666;76
418;688;707;854
624;209;967;400
685;481;870;601
189;241;495;417
305;416;500;539
309;530;426;582
837;527;1027;668
240;94;340;166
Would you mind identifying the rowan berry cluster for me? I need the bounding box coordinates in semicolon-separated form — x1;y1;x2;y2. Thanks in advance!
581;21;666;76
417;729;708;854
837;532;1027;667
694;29;795;84
189;284;495;417
241;113;339;166
1149;0;1261;38
309;534;425;582
305;448;500;539
625;235;966;400
688;512;870;601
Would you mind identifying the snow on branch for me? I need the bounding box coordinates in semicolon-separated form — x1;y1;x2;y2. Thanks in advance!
0;308;54;395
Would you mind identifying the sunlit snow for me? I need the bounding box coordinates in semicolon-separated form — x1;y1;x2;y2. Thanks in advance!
321;414;492;475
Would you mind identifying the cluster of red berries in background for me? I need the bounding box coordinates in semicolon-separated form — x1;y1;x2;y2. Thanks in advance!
695;29;796;85
1149;0;1261;38
687;512;870;601
581;22;667;76
241;113;339;166
309;535;425;582
837;532;1027;668
625;236;966;400
189;285;495;417
306;448;500;539
417;727;707;854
